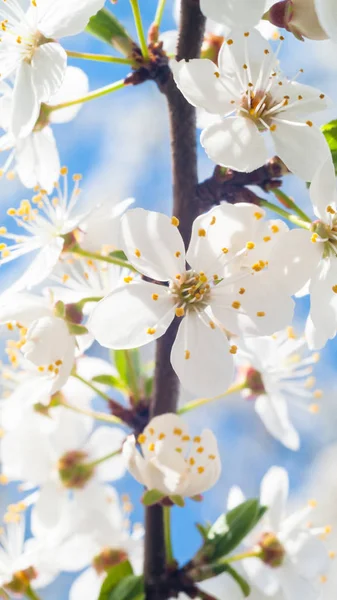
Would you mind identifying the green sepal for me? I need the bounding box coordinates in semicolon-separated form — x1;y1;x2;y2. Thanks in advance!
321;120;337;175
141;489;165;506
169;495;185;507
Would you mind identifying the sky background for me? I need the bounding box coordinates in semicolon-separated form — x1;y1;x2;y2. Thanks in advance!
1;1;337;598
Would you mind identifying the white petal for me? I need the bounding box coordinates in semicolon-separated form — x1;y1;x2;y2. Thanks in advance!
200;0;266;28
49;67;89;124
280;81;331;118
160;30;178;56
201;117;268;172
218;29;275;83
88;282;175;349
184;429;222;496
277;563;318;600
33;482;65;529
309;155;337;220
0;292;51;326
306;259;337;349
269;228;321;295
171;311;235;396
255;394;300;450
260;467;289;531
227;485;246;510
271;120;330;181
16;128;60;193
85;427;126;482
70;568;103;600
11;61;39;138
38;0;106;38
121;208;185;281
32;42;67;104
243;558;280;596
314;0;337;40
171;58;233;114
8;240;64;293
122;436;148;486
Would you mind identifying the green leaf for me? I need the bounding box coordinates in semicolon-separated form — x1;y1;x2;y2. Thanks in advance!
98;561;133;600
321;120;337;174
92;374;127;391
142;489;165;506
144;376;153;398
86;9;135;56
114;350;128;384
67;323;88;336
109;250;128;261
225;565;251;598
113;349;141;400
169;495;185;507
109;575;144;600
207;500;263;559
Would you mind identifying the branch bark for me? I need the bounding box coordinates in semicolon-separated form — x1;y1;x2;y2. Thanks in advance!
144;2;206;599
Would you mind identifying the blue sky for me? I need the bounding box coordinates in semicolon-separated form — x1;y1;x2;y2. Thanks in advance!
1;1;337;598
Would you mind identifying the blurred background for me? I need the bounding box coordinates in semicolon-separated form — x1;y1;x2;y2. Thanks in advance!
1;1;337;597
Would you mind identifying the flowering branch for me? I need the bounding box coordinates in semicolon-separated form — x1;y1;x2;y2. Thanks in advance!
143;1;206;599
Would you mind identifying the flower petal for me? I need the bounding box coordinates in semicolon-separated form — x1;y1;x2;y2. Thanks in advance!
309;155;337;220
260;467;289;532
49;67;89;124
32;42;67;103
38;0;106;38
200;0;266;28
201;117;269;172
268;228;321;295
171;311;234;396
271;120;330;181
11;61;39;138
171;58;234;114
314;0;337;40
69;568;103;600
255;393;300;450
16;127;60;193
88;281;175;349
121;208;186;281
306;258;337;349
8;239;64;293
218;29;275;83
85;427;126;482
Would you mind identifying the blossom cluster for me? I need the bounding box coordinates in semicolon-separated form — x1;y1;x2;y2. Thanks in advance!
0;0;336;599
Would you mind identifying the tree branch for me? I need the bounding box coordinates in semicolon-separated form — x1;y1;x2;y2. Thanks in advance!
144;2;206;599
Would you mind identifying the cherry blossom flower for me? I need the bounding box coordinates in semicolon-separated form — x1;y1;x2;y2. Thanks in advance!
228;466;329;599
172;30;330;180
0;67;89;192
123;413;221;499
89;206;294;396
0;169;91;292
237;329;322;450
0;0;104;138
80;197;135;253
199;0;276;32
269;0;337;41
1;407;126;529
270;157;337;349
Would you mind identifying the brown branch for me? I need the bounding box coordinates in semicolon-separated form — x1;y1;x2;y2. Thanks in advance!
196;158;289;213
143;2;206;599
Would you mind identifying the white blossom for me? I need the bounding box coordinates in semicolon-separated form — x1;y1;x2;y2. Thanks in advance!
237;329;322;450
0;0;104;138
123;413;221;498
199;0;276;32
172;29;330;180
270;0;337;41
89;205;294;396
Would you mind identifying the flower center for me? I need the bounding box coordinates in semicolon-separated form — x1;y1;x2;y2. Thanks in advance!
240;89;280;130
258;532;286;568
93;548;129;575
311;216;337;257
170;270;212;311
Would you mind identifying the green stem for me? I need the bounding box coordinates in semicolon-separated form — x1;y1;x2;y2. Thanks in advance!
259;199;311;229
70;246;137;272
154;0;167;27
272;189;311;223
76;296;103;310
61;398;122;425
88;447;122;468
130;0;149;60
163;507;175;567
218;549;262;565
25;588;42;600
125;350;140;403
48;79;127;112
178;380;246;415
72;372;111;402
66;50;135;65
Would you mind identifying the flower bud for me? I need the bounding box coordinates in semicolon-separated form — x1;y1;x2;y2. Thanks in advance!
93;548;129;575
269;0;328;40
259;532;286;567
240;366;265;398
201;33;224;63
58;450;95;489
5;567;38;594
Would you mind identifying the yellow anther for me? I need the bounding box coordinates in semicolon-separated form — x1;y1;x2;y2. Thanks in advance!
230;345;237;354
227;38;233;45
325;525;332;535
149;428;155;435
271;225;280;233
214;71;220;78
175;307;185;317
252;263;262;272
254;212;263;220
175;447;183;453
246;241;255;250
308;499;317;507
222;247;229;254
309;404;320;414
7;208;16;216
232;301;241;309
147;328;156;335
48;364;54;372
257;311;265;317
175;251;181;257
62;274;69;283
124;276;133;283
287;326;296;339
16;35;22;43
213;274;219;281
332;285;337;294
73;174;82;181
198;228;206;237
327;205;336;214
209;321;216;329
185;350;190;360
32;0;37;7
263;236;271;242
158;433;166;440
0;227;7;234
197;466;205;474
313;353;320;362
193;436;201;443
239;287;246;295
314;390;323;399
189;457;195;466
175;274;181;280
60;166;68;175
174;428;182;436
270;124;277;132
171;216;179;226
38;366;45;372
182;435;190;441
148;443;155;452
306;120;313;127
6;322;13;331
320;575;327;584
4;512;20;524
137;434;146;444
134;248;141;258
209;454;216;460
210;216;216;225
329;551;336;559
152;294;159;301
311;233;318;243
0;474;8;485
305;376;316;389
196;447;204;453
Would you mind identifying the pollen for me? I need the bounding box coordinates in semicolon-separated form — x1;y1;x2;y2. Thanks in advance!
152;293;159;301
271;225;280;233
209;321;216;329
175;307;185;317
0;475;8;485
0;227;7;234
55;359;63;366
314;390;323;399
60;167;68;176
148;443;155;452
254;212;263;220
230;345;237;354
327;205;336;214
214;71;220;78
320;93;325;99
134;249;141;258
171;216;179;226
306;120;313;127
270;124;277;132
137;434;146;444
209;454;216;460
196;447;204;453
189;457;195;466
263;236;271;242
222;247;229;254
227;39;233;45
174;428;182;436
158;433;166;440
320;575;327;584
311;233;318;243
147;328;156;335
198;228;206;237
308;499;317;508
185;350;191;360
7;208;16;216
149;428;155;435
329;551;336;559
232;301;241;309
246;241;255;250
124;276;133;283
175;251;181;257
210;216;216;225
256;311;265;317
239;287;246;295
197;466;205;474
175;447;182;453
309;404;320;414
193;436;201;443
182;435;190;441
332;285;337;294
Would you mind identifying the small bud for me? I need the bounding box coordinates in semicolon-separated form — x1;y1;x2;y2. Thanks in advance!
240;367;265;397
93;548;129;575
58;450;95;489
259;532;286;567
5;568;38;595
